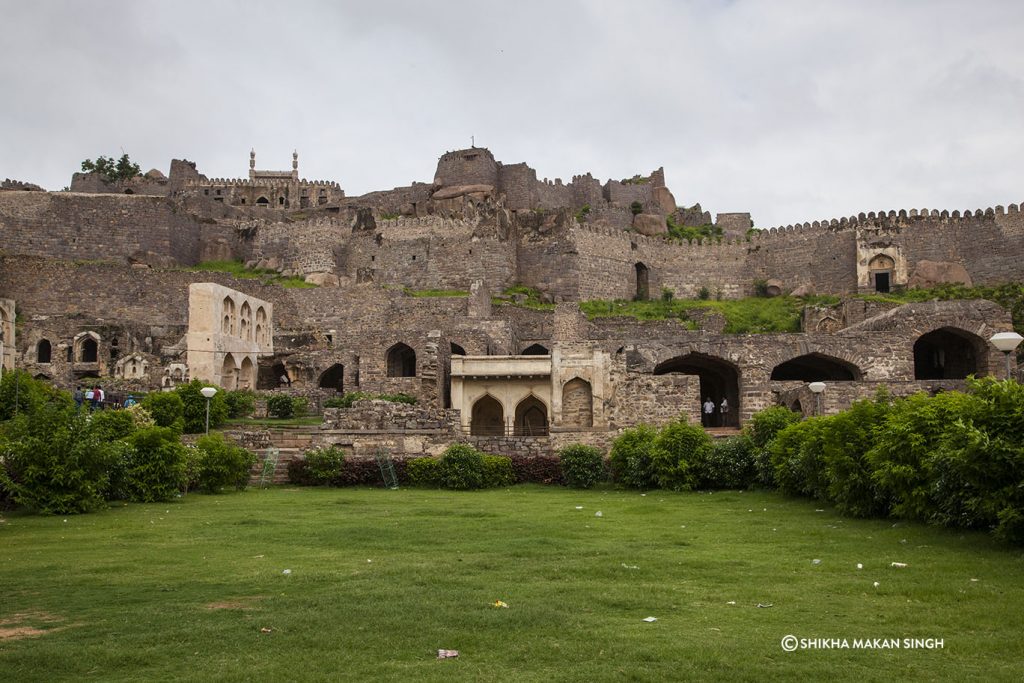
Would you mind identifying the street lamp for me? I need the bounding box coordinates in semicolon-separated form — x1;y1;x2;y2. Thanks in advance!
808;381;826;416
990;332;1023;380
200;386;218;434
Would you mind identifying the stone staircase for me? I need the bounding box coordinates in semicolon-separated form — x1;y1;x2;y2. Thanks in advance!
249;425;319;485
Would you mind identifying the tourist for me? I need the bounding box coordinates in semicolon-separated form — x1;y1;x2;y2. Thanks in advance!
85;386;94;409
720;397;729;425
702;397;715;427
73;385;84;408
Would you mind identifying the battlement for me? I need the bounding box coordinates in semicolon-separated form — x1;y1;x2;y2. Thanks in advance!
183;178;341;189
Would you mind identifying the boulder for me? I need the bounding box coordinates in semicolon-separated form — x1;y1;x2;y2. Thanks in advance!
305;272;340;287
632;213;667;236
790;284;815;297
908;260;972;288
652;186;677;216
431;184;494;201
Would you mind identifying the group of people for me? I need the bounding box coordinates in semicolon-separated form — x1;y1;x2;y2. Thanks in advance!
73;385;106;410
701;396;730;427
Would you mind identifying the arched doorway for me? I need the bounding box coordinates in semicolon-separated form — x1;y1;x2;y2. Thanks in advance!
654;353;740;428
80;337;98;363
386;343;416;377
515;395;548;436
221;353;238;390
319;364;345;392
256;196;269;207
770;353;862;381
471;395;504;436
913;328;986;379
521;344;549;355
450;342;466;356
869;254;895;293
561;378;593;428
635;262;649;300
37;339;52;364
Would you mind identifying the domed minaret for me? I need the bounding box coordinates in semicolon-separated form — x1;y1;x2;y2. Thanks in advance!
249;149;256;180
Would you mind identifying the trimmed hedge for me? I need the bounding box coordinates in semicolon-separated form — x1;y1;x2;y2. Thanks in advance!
558;444;605;488
303;446;346;486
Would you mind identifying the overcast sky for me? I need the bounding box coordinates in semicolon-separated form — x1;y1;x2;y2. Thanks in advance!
2;0;1022;227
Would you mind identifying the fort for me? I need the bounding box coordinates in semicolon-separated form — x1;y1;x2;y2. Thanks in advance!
1;147;1021;462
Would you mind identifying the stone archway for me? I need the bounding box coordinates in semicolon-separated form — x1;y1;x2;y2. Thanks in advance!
37;339;52;364
913;327;987;379
654;352;740;428
318;363;345;392
386;343;416;377
471;395;504;436
514;395;548;436
221;352;238;390
770;353;863;381
239;356;256;390
521;344;549;355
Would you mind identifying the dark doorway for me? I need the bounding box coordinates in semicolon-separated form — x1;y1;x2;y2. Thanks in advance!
81;338;98;363
318;364;345;392
770;353;862;381
37;339;52;364
874;272;890;293
514;395;548;436
654;353;740;428
450;342;466;356
914;328;984;379
521;344;549;355
635;262;650;300
471;395;504;436
386;343;416;377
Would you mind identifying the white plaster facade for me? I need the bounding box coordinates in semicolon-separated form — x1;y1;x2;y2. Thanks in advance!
186;283;273;390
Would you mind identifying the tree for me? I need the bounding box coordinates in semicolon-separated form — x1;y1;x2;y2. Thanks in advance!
80;154;141;183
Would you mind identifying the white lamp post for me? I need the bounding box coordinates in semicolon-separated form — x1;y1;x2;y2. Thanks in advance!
990;332;1023;380
808;381;826;416
200;386;218;434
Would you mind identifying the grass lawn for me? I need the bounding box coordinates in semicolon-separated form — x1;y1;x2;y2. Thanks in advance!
1;486;1022;682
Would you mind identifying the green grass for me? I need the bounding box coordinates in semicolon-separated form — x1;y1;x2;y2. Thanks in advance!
183;260;317;289
580;296;841;334
1;487;1022;681
494;286;556;311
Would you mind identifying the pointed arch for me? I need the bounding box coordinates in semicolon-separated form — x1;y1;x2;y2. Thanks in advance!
386;343;416;377
239;356;256;390
318;363;345;392
221;352;238;390
36;339;52;364
450;342;466;356
80;337;98;363
561;377;593;428
240;301;252;341
222;296;236;335
521;343;549;356
654;352;739;428
913;327;987;379
514;394;548;436
256;196;269;207
770;353;863;381
471;394;504;436
635;262;650;300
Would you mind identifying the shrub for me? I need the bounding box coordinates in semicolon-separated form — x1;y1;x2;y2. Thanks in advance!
266;394;296;419
770;417;830;500
124;404;156;429
703;435;756;489
482;454;515;488
746;406;801;487
438;443;484;490
819;393;892;517
88;408;138;443
406;457;440;487
697;286;710;301
223;390;256;419
652;420;712;491
609;425;659;488
1;405;116;514
0;370;70;420
287;457;313;486
182;444;202;493
119;426;188;502
141;391;185;432
303;446;346;486
630;200;643;216
194;434;256;493
508;455;563;484
175;381;227;434
558;444;605;489
660;287;674;303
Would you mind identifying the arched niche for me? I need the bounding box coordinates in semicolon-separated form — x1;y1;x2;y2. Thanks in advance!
770;353;863;381
521;344;549;356
319;363;345;392
654;352;740;428
561;377;593;428
471;395;504;436
450;342;466;356
239;356;256;390
221;352;238;390
386;343;416;377
913;327;987;379
635;262;650;300
514;395;548;436
37;339;52;364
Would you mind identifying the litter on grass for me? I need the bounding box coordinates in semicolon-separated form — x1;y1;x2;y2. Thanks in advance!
642;617;658;622
595;511;603;517
812;559;822;565
873;582;880;588
575;506;583;510
282;569;292;575
756;603;774;608
890;562;908;568
260;627;273;634
492;600;509;609
621;563;639;570
437;649;459;660
726;601;736;605
857;563;864;569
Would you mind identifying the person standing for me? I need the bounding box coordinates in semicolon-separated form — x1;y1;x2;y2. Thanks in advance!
720;397;729;426
85;386;95;410
702;397;715;427
73;385;84;409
